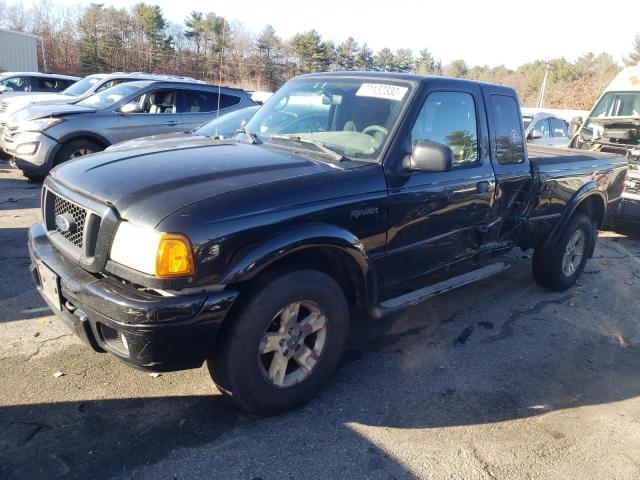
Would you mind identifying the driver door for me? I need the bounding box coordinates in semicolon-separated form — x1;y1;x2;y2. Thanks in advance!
384;85;496;288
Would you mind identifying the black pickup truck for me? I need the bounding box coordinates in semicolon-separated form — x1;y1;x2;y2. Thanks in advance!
28;72;627;415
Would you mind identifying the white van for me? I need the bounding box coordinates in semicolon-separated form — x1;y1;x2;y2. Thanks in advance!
570;66;640;223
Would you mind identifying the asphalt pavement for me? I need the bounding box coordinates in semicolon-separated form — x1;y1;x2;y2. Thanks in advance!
1;162;640;480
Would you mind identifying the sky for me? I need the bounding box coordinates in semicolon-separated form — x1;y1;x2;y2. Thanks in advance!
23;0;640;68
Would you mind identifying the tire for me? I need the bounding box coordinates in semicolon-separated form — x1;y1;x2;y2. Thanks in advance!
208;269;349;415
22;172;45;183
532;213;592;291
55;139;102;166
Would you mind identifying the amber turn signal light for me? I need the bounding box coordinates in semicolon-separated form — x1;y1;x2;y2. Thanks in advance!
155;234;195;278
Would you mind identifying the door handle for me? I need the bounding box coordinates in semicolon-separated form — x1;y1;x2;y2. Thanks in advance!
476;181;490;194
165;120;180;126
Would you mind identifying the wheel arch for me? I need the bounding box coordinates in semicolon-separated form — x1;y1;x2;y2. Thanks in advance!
58;132;111;150
544;183;606;249
219;224;378;308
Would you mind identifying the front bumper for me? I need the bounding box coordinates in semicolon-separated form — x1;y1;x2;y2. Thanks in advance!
2;130;59;174
28;222;238;371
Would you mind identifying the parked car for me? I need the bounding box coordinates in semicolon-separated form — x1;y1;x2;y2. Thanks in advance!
3;80;255;180
0;72;80;97
523;112;569;147
106;105;260;151
569;65;640;224
28;72;626;415
0;72;204;129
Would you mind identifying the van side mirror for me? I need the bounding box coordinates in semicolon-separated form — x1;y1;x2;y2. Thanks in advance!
528;129;544;140
119;102;142;114
402;141;453;172
568;116;583;137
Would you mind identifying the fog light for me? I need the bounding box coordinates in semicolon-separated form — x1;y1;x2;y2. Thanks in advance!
16;142;38;155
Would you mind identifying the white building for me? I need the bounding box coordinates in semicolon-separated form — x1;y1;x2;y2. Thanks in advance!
0;29;38;72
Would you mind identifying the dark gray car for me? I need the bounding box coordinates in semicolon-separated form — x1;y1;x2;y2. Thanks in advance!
3;80;255;179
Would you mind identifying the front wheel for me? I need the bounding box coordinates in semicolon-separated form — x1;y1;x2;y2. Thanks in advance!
208;269;350;415
55;139;101;166
532;213;593;290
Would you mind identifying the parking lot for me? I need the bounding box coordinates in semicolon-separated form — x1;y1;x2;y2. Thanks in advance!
1;161;640;479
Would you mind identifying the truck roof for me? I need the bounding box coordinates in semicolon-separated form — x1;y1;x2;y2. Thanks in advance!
606;66;640;92
298;71;517;96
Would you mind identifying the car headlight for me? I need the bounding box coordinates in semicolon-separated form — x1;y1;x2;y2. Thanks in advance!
15;142;38;155
110;222;195;278
16;117;63;132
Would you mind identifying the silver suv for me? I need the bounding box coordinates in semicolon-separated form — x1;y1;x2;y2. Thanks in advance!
0;72;203;129
3;80;255;180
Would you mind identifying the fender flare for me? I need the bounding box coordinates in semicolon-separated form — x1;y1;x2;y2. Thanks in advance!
219;224;378;307
57;131;112;149
543;181;606;249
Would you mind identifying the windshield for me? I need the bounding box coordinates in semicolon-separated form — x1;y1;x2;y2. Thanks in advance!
195;106;259;138
584;91;640;130
76;83;142;109
244;77;413;161
62;76;103;97
523;116;533;129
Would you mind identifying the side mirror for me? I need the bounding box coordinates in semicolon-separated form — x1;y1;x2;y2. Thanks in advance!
119;102;142;114
238;118;249;129
528;129;544;140
568;116;583;137
402;141;453;172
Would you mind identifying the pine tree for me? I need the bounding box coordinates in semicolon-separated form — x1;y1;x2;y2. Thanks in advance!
336;37;358;71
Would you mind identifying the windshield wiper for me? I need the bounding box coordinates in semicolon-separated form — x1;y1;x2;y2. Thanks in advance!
236;126;260;144
269;135;346;162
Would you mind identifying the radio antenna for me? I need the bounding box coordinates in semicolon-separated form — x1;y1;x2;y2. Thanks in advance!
215;21;226;139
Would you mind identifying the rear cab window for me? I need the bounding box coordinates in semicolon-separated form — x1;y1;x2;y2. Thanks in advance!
490;95;525;165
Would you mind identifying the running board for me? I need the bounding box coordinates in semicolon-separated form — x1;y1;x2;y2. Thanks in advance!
368;263;509;319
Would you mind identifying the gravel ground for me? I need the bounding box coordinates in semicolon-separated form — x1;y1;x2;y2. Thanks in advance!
1;162;640;480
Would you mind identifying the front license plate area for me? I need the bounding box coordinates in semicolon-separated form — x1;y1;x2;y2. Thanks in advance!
37;261;61;311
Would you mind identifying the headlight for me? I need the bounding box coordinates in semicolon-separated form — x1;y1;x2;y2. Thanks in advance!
110;222;195;278
15;142;38;155
16;117;63;132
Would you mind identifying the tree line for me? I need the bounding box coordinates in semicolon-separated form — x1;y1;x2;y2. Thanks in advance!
1;0;639;110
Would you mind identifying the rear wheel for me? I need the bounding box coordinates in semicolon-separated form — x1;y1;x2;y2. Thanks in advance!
208;269;349;415
532;213;592;290
55;139;101;166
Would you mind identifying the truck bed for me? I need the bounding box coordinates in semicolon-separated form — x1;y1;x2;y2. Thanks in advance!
521;145;627;248
527;144;625;166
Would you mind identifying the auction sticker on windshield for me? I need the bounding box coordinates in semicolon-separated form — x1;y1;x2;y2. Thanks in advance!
356;83;408;101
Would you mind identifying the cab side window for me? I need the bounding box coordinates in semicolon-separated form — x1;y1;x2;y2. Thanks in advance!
490;95;525;165
410;91;479;165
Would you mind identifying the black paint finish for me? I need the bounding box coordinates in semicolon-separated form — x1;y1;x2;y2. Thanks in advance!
29;72;628;370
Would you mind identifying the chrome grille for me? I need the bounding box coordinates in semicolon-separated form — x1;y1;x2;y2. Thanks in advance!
52;193;87;248
0;102;7;113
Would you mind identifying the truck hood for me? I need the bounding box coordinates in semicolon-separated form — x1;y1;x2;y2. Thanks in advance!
51;141;363;227
9;103;95;123
106;131;206;151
